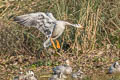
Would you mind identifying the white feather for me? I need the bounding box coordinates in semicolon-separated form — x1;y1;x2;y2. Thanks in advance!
14;12;83;48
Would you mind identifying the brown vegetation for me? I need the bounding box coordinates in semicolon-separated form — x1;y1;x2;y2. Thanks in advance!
0;0;120;80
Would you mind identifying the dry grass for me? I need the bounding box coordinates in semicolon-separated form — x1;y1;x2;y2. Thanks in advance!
0;0;120;80
0;0;120;54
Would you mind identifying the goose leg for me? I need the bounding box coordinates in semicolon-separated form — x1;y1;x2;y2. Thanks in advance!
50;38;56;49
56;40;60;49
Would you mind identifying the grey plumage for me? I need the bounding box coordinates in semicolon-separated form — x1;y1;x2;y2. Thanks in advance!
72;69;84;79
14;12;55;38
13;71;37;80
52;60;72;75
108;62;120;74
53;65;72;75
14;12;83;48
48;72;66;80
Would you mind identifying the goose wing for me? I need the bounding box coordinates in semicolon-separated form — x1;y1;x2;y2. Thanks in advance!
45;12;57;21
14;12;56;38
